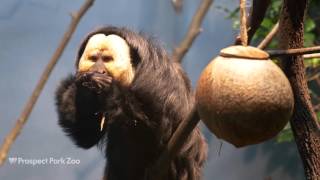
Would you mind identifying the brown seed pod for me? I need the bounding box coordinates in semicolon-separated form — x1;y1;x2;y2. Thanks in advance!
196;46;294;147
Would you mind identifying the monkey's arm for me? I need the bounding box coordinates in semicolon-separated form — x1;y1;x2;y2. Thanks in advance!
55;74;108;149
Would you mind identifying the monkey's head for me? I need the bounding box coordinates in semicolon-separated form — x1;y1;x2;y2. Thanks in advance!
76;26;173;101
77;33;135;87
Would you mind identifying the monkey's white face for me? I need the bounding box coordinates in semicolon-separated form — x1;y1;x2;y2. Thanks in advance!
78;34;135;86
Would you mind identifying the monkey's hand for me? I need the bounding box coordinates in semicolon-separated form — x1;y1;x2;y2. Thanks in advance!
76;72;113;94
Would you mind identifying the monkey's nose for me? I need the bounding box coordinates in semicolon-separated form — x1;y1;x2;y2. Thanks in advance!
98;69;106;74
90;60;108;74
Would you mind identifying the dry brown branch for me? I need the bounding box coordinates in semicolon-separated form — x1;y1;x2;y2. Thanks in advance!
268;46;320;58
308;72;320;82
258;22;320;57
239;0;248;46
247;0;271;44
172;0;213;63
0;0;95;166
304;53;320;59
258;22;279;49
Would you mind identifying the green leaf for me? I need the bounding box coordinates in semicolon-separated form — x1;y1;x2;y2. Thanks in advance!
271;0;282;11
261;18;273;29
268;39;278;49
269;0;282;18
276;129;294;143
311;58;320;67
304;58;320;68
305;18;316;32
317;111;320;119
304;33;316;47
227;7;239;19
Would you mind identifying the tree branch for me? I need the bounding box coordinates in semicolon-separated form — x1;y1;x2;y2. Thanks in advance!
307;71;320;82
258;22;279;49
0;0;95;166
172;0;213;63
304;53;320;59
239;0;248;46
278;0;320;178
268;46;320;58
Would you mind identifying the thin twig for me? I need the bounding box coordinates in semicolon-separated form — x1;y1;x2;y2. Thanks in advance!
308;74;320;81
0;0;95;166
218;141;223;156
308;72;320;82
257;21;319;57
258;22;279;49
239;0;248;46
304;53;320;59
172;0;213;63
268;46;320;58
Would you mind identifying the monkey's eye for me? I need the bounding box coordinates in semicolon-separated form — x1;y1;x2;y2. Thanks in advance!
88;55;98;61
102;55;113;62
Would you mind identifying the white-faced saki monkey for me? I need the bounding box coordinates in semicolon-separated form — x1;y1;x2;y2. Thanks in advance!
55;26;207;180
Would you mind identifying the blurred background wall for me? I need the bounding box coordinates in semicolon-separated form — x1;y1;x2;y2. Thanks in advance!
0;0;304;179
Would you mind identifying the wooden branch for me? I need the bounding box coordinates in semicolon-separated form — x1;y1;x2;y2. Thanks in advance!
268;46;320;58
278;0;320;179
239;0;248;46
258;22;279;49
0;0;95;166
304;53;320;59
247;0;271;44
172;0;213;63
308;72;320;82
306;67;320;81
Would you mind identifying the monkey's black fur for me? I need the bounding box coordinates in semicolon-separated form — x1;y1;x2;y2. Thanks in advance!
56;26;207;180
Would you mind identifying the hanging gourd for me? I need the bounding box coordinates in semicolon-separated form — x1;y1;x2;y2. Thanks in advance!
195;45;294;147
